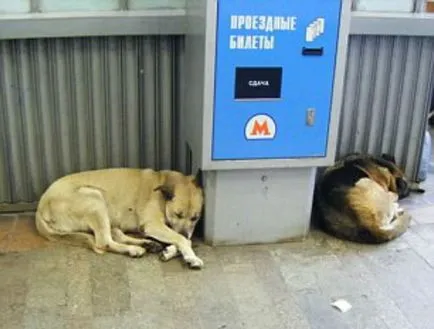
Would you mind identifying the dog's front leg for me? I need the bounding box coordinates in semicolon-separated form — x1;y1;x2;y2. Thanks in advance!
161;228;197;261
144;224;203;269
161;245;179;262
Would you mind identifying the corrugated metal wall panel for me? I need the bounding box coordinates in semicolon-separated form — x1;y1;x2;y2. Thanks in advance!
0;36;185;204
338;35;434;179
1;34;433;206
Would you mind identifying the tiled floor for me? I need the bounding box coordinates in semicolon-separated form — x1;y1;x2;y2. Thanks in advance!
2;150;434;329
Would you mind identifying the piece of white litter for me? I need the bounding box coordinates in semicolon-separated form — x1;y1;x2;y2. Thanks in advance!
331;299;352;313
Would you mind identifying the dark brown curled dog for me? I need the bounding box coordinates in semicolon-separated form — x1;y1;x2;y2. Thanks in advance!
314;153;425;244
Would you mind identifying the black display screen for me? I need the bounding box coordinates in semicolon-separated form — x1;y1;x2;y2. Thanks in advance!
234;67;283;100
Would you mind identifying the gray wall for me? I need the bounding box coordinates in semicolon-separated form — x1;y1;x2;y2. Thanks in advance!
0;0;186;14
0;34;433;206
338;35;434;177
0;36;185;205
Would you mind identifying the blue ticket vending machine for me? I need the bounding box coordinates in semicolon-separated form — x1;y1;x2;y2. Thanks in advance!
213;0;342;160
183;0;351;245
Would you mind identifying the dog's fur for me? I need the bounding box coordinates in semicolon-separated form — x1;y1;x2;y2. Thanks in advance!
35;168;205;269
314;153;425;244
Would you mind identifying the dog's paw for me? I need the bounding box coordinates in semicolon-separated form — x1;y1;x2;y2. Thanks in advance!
92;247;106;255
184;255;204;269
127;246;146;258
160;245;178;262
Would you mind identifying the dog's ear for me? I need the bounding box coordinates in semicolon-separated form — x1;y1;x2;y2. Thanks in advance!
154;185;174;201
192;169;203;188
381;153;396;164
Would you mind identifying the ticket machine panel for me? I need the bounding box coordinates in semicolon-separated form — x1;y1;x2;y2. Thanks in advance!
211;0;342;160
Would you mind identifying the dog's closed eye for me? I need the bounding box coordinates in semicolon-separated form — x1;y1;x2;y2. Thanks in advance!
175;212;184;219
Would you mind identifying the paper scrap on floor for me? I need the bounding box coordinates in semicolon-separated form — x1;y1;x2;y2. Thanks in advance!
331;299;352;313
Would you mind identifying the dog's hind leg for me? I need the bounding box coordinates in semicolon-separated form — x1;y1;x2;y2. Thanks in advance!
360;209;411;242
111;228;165;253
35;206;103;254
348;182;411;243
77;187;147;258
87;212;146;258
111;228;151;245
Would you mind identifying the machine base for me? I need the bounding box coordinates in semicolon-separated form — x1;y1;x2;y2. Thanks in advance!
203;167;317;245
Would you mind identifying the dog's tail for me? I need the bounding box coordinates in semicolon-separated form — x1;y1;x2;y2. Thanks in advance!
35;202;104;254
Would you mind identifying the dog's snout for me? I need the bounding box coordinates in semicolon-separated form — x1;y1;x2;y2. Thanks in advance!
180;230;189;239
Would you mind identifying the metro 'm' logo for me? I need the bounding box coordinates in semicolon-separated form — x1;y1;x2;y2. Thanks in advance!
245;114;276;140
251;120;271;136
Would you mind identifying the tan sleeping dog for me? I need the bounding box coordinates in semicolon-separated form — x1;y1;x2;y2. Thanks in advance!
35;168;205;269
